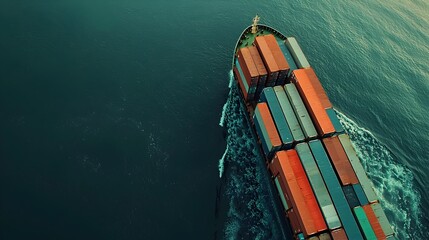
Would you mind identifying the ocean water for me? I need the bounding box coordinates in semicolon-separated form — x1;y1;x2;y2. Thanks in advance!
0;0;427;239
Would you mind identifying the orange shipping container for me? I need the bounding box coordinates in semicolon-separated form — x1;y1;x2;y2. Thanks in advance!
322;136;359;185
271;150;323;237
304;68;332;109
264;34;290;84
331;228;348;240
248;46;268;77
237;47;259;87
291;69;335;136
289;149;327;233
254;36;279;84
256;102;282;152
362;205;386;239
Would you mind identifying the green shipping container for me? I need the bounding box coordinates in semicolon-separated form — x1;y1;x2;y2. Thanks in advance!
353;206;377;240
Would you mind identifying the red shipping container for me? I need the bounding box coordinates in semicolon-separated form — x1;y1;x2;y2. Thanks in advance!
264;34;290;83
237;47;259;87
233;66;248;100
289;149;327;233
362;204;386;239
331;228;348;240
254;36;279;84
322;136;359;185
304;68;332;109
291;69;335;136
271;150;324;237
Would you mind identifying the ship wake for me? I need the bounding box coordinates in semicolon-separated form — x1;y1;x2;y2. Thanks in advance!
216;71;424;239
336;110;426;239
217;71;289;240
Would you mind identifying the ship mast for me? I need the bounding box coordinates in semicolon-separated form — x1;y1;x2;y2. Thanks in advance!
251;14;260;34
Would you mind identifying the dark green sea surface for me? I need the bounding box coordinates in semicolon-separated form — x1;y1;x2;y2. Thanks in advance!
0;0;428;239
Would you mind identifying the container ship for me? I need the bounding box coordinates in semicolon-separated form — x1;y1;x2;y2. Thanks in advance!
231;15;395;240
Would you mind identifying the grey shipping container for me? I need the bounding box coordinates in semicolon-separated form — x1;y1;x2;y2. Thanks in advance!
371;203;395;237
326;108;344;133
285;37;311;69
309;140;363;240
338;134;378;203
273;86;305;143
260;87;294;149
353;184;369;206
296;143;341;230
318;233;331;240
342;185;360;209
284;83;318;139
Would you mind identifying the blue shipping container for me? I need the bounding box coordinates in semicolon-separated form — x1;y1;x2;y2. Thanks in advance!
260;87;294;149
353;184;369;206
309;140;363;240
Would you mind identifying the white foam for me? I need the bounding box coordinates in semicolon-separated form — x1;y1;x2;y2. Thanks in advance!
336;109;426;239
219;71;234;127
218;145;229;178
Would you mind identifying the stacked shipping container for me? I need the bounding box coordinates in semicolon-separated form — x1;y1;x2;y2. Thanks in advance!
253;102;282;158
291;69;335;137
264;34;290;85
260;87;294;149
270;150;327;237
233;32;393;239
254;36;279;86
249;46;268;98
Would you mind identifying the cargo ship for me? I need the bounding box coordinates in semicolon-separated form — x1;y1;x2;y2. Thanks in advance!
231;15;395;240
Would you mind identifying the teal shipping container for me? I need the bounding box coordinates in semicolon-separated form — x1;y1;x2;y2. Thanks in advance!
274;176;290;211
260;87;294;149
273;86;305;143
236;59;253;99
353;184;369;206
354;206;377;240
326;108;344;133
